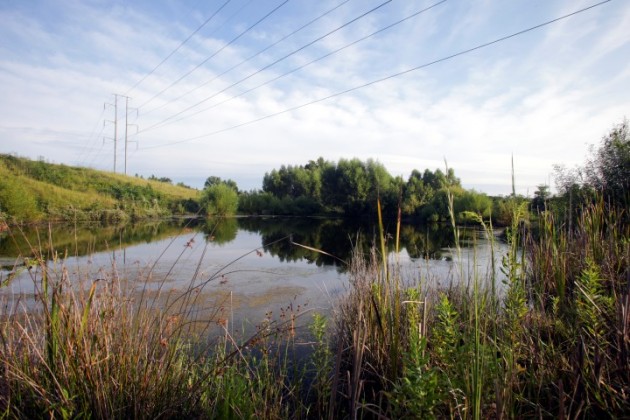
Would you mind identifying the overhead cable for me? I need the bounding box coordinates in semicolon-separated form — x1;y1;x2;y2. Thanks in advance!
125;0;232;96
138;0;291;109
142;0;446;133
138;0;392;133
140;0;612;149
76;105;107;165
141;0;352;117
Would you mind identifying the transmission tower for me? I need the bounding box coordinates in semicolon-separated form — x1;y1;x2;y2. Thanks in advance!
104;94;119;172
104;94;136;173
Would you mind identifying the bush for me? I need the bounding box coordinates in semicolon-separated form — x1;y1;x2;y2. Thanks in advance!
201;184;239;216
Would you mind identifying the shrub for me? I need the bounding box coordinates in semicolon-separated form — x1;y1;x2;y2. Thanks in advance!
201;184;239;216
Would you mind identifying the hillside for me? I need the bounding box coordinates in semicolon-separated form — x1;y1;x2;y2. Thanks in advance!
0;154;200;223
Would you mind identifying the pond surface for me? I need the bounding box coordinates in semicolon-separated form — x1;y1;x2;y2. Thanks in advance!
0;217;508;333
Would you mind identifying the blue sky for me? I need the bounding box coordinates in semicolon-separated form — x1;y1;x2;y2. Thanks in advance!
0;0;628;194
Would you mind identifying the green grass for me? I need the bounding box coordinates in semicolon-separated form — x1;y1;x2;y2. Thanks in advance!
0;154;199;223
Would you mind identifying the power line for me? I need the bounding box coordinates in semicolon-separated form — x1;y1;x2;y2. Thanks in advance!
138;0;394;134
75;105;107;165
141;0;446;133
125;0;232;96
141;0;352;117
138;0;291;109
85;142;107;168
140;0;612;150
78;123;107;166
123;96;139;175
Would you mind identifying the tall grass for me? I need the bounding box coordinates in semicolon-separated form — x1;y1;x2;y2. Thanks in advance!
327;195;628;418
1;243;205;417
0;224;312;418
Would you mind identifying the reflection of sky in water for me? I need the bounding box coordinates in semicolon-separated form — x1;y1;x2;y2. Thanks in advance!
395;235;511;294
1;222;510;334
1;229;346;332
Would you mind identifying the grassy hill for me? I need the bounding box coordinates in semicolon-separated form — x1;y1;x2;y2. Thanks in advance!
0;154;200;223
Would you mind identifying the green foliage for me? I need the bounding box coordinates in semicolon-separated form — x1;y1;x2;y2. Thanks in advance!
254;156;481;220
390;288;441;419
148;174;172;183
204;176;239;192
454;189;492;222
390;335;439;419
308;313;332;415
0;172;41;221
322;158;372;214
492;195;529;227
401;170;432;215
201;183;239;216
263;163;321;199
238;190;322;216
203;217;238;244
531;184;550;213
575;259;613;342
431;294;460;373
238;190;278;215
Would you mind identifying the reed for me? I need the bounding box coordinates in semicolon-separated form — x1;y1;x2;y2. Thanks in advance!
326;193;628;418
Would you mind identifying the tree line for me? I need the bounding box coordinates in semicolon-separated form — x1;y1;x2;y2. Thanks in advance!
203;157;497;223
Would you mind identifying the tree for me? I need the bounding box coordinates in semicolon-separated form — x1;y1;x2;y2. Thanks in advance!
148;175;172;183
423;169;446;190
205;176;238;193
204;176;222;188
402;170;433;216
553;119;629;218
324;158;371;214
531;185;550;213
586;119;629;206
455;189;492;220
365;159;396;214
200;184;239;216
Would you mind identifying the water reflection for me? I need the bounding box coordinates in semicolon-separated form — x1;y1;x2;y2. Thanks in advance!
202;217;238;244
0;220;190;267
238;217;473;269
0;217;493;271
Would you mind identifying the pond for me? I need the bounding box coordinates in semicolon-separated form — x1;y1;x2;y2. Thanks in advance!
0;217;508;335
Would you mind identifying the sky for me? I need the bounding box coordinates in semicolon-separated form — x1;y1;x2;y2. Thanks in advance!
0;0;628;195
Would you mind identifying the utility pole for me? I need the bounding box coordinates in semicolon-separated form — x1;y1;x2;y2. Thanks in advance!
124;96;128;175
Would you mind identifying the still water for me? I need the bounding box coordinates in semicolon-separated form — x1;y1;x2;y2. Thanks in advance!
0;217;507;332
